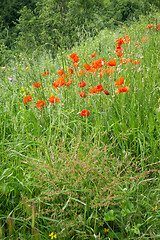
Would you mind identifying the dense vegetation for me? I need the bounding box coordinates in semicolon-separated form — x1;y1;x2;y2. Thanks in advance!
1;0;160;64
0;1;160;239
0;12;160;239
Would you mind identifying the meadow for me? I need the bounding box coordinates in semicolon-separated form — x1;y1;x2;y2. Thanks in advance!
0;15;160;239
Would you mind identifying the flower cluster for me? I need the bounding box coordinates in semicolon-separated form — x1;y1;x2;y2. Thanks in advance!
22;23;156;116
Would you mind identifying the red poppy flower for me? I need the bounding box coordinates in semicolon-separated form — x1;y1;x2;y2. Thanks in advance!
70;53;77;59
132;60;140;65
91;58;106;69
123;35;130;44
79;81;86;88
73;55;79;63
106;68;115;76
77;69;86;77
135;43;139;47
89;87;98;94
33;82;41;88
120;58;130;64
116;46;124;53
72;63;79;69
99;69;106;78
116;85;129;94
115;78;124;86
117;52;123;57
36;100;45;109
107;59;117;67
91;53;97;58
48;96;60;103
65;79;73;86
116;38;124;46
104;90;109;95
146;24;153;29
96;84;104;92
42;71;49;76
156;24;160;31
141;37;148;42
68;68;73;74
79;91;86;97
57;69;64;76
83;63;92;71
80;109;90;116
24;95;32;105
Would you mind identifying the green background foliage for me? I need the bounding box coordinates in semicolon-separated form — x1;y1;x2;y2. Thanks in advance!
0;0;160;64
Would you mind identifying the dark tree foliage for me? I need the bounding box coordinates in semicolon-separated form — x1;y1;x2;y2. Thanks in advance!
0;0;159;63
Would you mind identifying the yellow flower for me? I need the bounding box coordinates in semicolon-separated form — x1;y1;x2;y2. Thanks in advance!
19;55;21;57
152;205;158;211
104;228;109;233
49;232;57;239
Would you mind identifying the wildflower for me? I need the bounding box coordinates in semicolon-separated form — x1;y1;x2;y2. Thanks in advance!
104;228;109;233
65;79;73;86
132;60;140;65
49;232;57;239
68;68;73;74
141;37;148;42
135;43;139;47
79;81;86;88
36;100;45;109
123;35;130;44
48;96;60;103
115;46;124;53
120;58;130;64
72;63;79;68
152;206;158;211
89;87;98;94
117;52;123;57
33;82;41;88
83;63;92;71
146;24;153;29
70;53;77;59
115;77;124;86
99;69;106;78
24;95;32;105
80;109;90;116
104;89;109;95
79;91;86;97
42;71;49;76
156;24;160;31
116;38;124;46
91;53;97;58
96;84;104;92
91;58;106;69
57;69;64;76
106;68;115;76
9;75;13;81
70;53;79;63
77;69;86;77
107;59;117;67
116;85;129;94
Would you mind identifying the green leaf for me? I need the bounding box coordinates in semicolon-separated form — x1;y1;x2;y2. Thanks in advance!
104;210;116;222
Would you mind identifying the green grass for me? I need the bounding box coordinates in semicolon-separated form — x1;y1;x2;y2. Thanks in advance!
0;14;160;239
